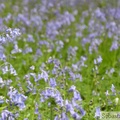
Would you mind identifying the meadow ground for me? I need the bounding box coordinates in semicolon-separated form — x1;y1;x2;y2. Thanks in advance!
0;0;120;120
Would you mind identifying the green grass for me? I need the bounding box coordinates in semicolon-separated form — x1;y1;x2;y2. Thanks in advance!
0;0;120;120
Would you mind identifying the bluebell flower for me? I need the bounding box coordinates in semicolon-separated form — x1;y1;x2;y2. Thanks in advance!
24;118;28;120
73;90;82;101
7;87;27;110
5;28;21;42
36;49;42;56
0;77;3;84
49;78;57;87
37;114;41;120
61;112;69;120
94;8;106;22
0;96;4;105
68;85;76;92
30;15;43;31
40;70;48;82
94;56;102;65
109;68;115;74
71;98;77;107
95;107;101;118
41;90;49;99
23;47;33;54
1;110;15;120
34;102;41;119
70;110;81;120
105;90;109;96
110;41;118;51
55;94;64;107
76;106;86;116
54;115;59;120
27;34;34;42
65;100;74;112
111;84;116;95
40;96;45;103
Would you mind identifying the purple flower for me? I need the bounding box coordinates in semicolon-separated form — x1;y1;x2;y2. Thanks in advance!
110;41;119;51
76;106;86;116
40;96;45;103
68;85;76;92
94;56;102;65
105;90;109;96
7;87;27;110
95;107;101;118
1;110;15;120
73;90;82;101
55;94;64;107
111;84;116;95
61;112;69;120
94;8;106;21
72;98;78;107
65;100;74;112
27;34;34;42
23;47;33;54
54;115;59;120
70;110;81;120
40;70;49;82
109;68;115;74
49;78;57;87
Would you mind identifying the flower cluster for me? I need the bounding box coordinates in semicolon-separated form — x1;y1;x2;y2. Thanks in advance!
0;0;120;120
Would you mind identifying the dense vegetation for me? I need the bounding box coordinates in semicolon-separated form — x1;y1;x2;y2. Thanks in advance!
0;0;120;120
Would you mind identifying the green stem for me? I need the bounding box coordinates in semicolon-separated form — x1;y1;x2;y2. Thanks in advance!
50;104;53;120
